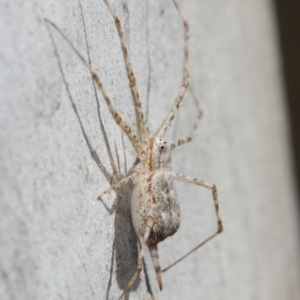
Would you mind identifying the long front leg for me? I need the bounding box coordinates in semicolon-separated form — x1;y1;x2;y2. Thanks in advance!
44;19;144;158
103;0;148;142
162;173;223;272
154;0;189;138
167;85;203;152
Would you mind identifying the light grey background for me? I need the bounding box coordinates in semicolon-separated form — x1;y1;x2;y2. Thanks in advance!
1;0;300;299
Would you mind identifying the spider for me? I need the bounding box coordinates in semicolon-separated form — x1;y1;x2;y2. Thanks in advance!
45;0;223;299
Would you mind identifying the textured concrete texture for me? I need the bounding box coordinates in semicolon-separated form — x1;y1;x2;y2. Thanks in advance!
1;0;300;299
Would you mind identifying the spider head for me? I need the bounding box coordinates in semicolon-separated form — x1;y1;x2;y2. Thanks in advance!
149;137;167;170
155;137;167;152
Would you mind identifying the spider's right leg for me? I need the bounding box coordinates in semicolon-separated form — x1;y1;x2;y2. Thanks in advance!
103;0;148;142
167;85;203;152
162;173;223;272
97;172;136;200
154;0;189;138
118;217;155;300
44;19;144;158
149;244;163;290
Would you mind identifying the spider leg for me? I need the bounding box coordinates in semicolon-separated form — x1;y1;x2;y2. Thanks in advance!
103;0;148;142
118;217;155;300
149;244;163;290
44;19;145;158
97;172;136;200
167;85;203;151
162;173;223;272
154;0;189;138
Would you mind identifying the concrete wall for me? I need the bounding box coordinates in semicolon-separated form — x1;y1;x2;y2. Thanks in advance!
1;0;300;299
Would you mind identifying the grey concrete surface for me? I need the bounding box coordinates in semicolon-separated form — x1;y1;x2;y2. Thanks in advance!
1;0;300;299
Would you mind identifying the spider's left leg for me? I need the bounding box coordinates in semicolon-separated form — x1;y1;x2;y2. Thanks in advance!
97;172;137;200
118;217;154;300
44;19;144;157
162;173;223;272
103;0;148;142
167;85;203;152
154;0;189;138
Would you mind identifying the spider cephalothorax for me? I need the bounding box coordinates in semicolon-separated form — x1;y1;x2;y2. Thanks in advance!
144;137;168;171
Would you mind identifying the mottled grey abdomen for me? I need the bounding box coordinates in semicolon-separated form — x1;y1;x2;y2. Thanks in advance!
131;171;181;245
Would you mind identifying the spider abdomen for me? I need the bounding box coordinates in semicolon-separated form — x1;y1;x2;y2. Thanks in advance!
131;170;181;245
